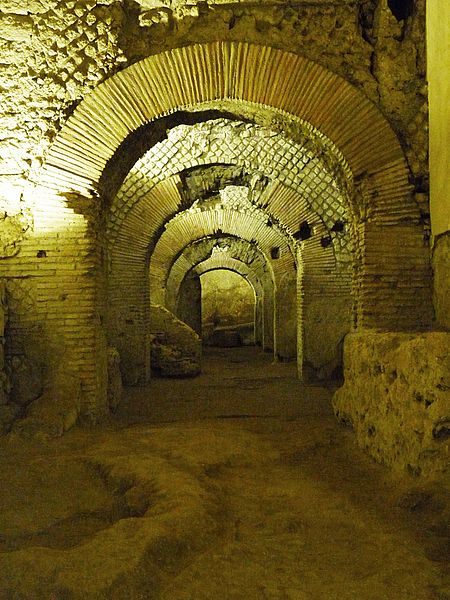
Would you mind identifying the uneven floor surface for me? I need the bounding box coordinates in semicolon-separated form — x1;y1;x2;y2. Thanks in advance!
0;347;449;599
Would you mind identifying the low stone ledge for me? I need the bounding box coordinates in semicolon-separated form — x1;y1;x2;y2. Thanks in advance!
332;331;450;477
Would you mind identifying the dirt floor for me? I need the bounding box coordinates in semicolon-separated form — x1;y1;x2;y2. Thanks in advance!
0;347;449;599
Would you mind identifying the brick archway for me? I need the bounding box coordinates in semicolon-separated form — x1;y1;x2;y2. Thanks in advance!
19;41;431;412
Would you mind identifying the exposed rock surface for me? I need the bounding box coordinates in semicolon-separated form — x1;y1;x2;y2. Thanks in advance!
150;305;201;377
333;331;450;477
11;367;82;440
176;273;202;335
303;296;351;380
201;269;255;343
433;232;450;330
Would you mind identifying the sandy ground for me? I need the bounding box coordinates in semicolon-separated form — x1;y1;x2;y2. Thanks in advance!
0;347;449;599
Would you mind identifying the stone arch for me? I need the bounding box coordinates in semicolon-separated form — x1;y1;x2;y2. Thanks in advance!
111;174;349;379
194;258;260;294
41;41;407;204
166;236;274;350
149;198;294;305
108;118;352;255
195;258;259;348
166;236;272;313
15;41;431;411
147;201;296;363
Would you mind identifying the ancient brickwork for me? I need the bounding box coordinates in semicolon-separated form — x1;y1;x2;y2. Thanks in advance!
166;237;270;315
0;0;125;184
354;223;433;330
110;118;351;250
0;1;427;191
0;190;109;418
167;237;271;349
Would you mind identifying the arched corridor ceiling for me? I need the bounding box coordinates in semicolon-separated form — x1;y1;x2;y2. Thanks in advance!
149;188;295;304
41;41;410;209
165;235;271;311
37;39;426;339
109;118;351;256
195;257;261;297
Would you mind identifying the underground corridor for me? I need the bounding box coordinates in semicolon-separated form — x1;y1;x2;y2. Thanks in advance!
0;1;450;598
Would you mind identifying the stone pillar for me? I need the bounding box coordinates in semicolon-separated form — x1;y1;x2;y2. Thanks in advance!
176;273;202;335
254;294;263;345
262;278;274;352
274;270;297;360
355;223;433;330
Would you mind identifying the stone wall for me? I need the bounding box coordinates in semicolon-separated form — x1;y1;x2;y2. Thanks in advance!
0;0;432;423
333;332;450;478
303;295;351;380
275;270;297;360
0;0;428;187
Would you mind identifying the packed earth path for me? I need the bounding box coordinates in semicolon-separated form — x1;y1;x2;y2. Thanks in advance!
0;347;449;599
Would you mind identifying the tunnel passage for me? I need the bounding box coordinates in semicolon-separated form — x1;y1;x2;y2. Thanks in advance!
200;268;256;348
0;13;449;585
0;41;432;436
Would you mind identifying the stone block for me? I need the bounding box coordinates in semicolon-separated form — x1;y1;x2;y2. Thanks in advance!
11;368;82;440
333;331;450;477
150;305;201;377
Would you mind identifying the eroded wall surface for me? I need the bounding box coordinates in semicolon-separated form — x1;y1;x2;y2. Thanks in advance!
176;274;202;336
333;332;450;477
